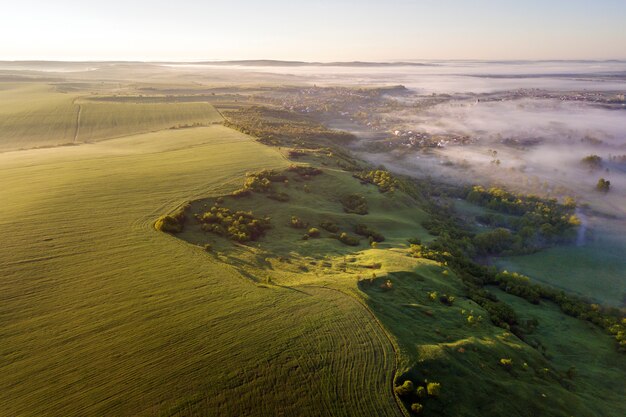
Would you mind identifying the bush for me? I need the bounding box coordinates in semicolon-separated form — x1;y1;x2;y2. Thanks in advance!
354;223;385;242
320;220;339;233
337;232;360;246
416;386;426;398
499;358;513;370
596;178;611;192
155;203;189;233
290;216;307;229
267;192;290;202
155;215;183;233
231;188;252;198
426;382;441;397
380;279;393;290
439;294;455;306
395;380;415;397
307;227;321;237
410;403;424;415
341;194;368;215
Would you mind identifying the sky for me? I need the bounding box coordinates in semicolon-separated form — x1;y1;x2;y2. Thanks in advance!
1;0;625;61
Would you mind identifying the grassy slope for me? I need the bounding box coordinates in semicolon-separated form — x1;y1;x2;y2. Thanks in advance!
178;160;625;417
0;83;223;151
0;126;399;416
361;271;626;417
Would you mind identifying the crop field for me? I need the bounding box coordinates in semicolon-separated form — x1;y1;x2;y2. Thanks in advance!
0;83;79;150
76;101;223;142
0;126;400;416
0;83;223;151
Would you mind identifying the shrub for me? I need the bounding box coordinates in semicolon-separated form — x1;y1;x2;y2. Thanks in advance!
499;358;513;370
426;382;441;397
410;403;424;415
428;291;438;301
407;237;421;245
395;380;414;397
320;220;339;233
155;215;183;233
416;386;426;398
380;279;393;290
203;243;213;252
155;203;189;233
439;294;455;306
267;192;290;202
596;178;611;192
354;224;385;242
337;232;360;246
307;227;321;237
231;188;252;198
290;216;307;229
341;194;368;215
288;149;306;158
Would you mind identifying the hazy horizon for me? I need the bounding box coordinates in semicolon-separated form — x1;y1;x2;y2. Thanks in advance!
3;1;626;61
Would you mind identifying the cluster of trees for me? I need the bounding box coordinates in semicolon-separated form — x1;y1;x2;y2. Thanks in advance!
394;379;441;415
467;185;580;253
230;169;293;202
341;193;368;215
287;164;323;178
581;154;603;170
353;169;401;193
155;203;190;234
413;196;626;352
197;205;271;243
223;106;355;149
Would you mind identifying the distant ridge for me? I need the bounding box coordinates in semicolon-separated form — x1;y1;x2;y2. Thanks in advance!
193;60;436;67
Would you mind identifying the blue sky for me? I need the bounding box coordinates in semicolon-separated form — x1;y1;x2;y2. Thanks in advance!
1;0;625;61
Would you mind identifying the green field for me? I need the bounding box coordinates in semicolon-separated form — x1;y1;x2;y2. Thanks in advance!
496;236;626;306
0;126;400;416
0;83;223;151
